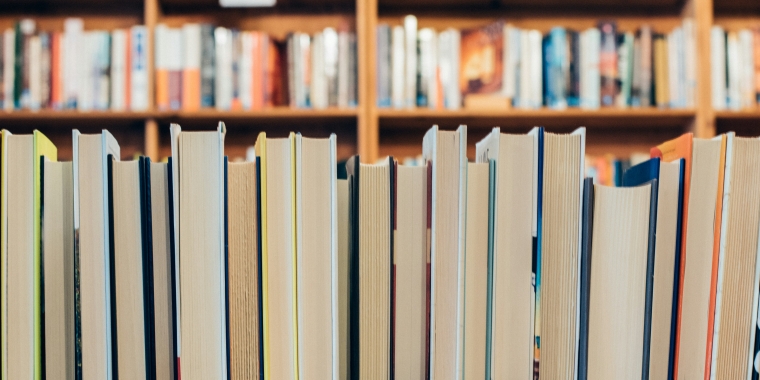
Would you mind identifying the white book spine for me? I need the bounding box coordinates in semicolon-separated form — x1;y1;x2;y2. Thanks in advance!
529;30;543;109
29;35;41;110
110;30;126;111
739;29;755;109
215;27;232;111
183;23;202;109
64;18;83;109
337;31;349;108
727;33;741;110
130;26;149;111
391;26;405;109
579;30;588;109
519;30;531;109
311;33;327;110
683;19;696;108
449;29;461;110
589;28;601;109
711;26;727;110
404;15;418;108
667;30;678;108
78;32;93;111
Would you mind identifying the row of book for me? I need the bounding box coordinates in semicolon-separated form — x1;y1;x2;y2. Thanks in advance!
711;26;760;110
376;17;697;110
155;24;358;111
0;18;149;111
3;124;760;380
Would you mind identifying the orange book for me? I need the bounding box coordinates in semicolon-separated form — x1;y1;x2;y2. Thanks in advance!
703;135;727;379
650;133;693;380
182;24;201;111
755;28;760;105
155;26;169;110
50;32;61;109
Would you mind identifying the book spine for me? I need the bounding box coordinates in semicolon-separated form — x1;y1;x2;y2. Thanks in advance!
29;34;41;110
240;31;253;110
40;32;51;109
78;32;92;111
618;32;633;107
377;24;391;107
95;32;111;110
755;28;760;104
599;21;618;107
3;29;14;110
631;33;642;107
567;30;580;107
200;24;215;108
349;32;357;107
130;25;149;111
231;30;241;110
251;32;263;110
182;24;202;111
711;26;727;110
449;29;461;110
404;15;417;108
167;28;183;110
64;18;82;109
110;30;125;111
529;30;543;108
739;29;755;109
337;30;349;108
215;27;232;110
683;19;696;108
640;25;653;107
391;25;405;109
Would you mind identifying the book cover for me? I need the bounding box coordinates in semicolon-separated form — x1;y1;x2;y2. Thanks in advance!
599;21;618;107
459;20;504;97
200;24;215;108
577;177;594;380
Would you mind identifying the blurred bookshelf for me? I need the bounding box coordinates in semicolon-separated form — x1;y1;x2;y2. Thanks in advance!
2;0;760;162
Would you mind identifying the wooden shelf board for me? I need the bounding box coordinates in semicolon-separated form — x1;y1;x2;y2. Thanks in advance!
167;107;358;119
159;0;354;14
0;110;156;120
377;108;695;129
715;110;760;119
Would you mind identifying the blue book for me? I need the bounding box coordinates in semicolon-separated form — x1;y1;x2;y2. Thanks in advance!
548;27;567;109
623;157;685;380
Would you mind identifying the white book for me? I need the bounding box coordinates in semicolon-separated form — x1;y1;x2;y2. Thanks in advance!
166;28;183;110
739;29;755;109
182;23;202;109
337;31;349;108
503;24;518;99
323;27;338;107
310;33;326;109
727;32;741;110
3;29;14;110
110;30;127;111
295;134;338;380
418;28;437;108
667;29;679;108
588;28;601;109
683;19;696;108
73;129;120;380
79;32;96;111
423;125;467;380
711;26;727;110
404;15;418;108
29;36;41;110
299;33;311;108
438;31;452;108
476;128;535;379
519;30;531;109
579;30;588;108
215;27;232;111
448;29;461;109
239;32;253;109
64;18;83;109
169;123;228;380
391;25;405;108
130;26;149;111
529;30;543;109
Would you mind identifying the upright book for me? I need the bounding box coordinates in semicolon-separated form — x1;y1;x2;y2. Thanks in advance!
346;156;394;380
73;129;119;380
423;125;467;380
6;131;56;380
169;123;227;380
475;128;535;379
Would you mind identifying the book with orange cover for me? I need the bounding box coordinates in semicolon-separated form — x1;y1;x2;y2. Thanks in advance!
650;133;693;379
251;32;263;110
182;24;201;111
155;24;169;110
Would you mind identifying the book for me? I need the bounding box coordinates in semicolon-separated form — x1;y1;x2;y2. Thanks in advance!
130;26;148;111
423;125;467;380
337;178;349;380
577;178;594;379
377;24;391;107
534;127;586;379
215;27;233;111
227;161;260;379
346;156;394;380
74;129;119;379
622;158;685;379
404;15;417;108
296;134;338;379
6;131;56;380
110;29;128;111
167;27;183;110
391;25;405;109
182;24;201;111
109;158;152;379
586;181;657;378
709;135;760;379
393;164;429;379
462;162;490;379
475;128;534;379
254;132;298;380
200;24;215;108
148;162;176;380
599;21;618;107
459;20;504;103
0;129;7;380
654;34;669;108
169;123;227;379
711;26;727;110
42;159;75;380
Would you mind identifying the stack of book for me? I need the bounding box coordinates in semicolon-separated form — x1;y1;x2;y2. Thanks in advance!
376;17;697;110
155;24;358;111
3;124;760;379
0;18;149;111
711;26;760;110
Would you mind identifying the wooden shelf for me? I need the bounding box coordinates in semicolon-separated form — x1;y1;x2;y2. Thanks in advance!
377;108;696;129
715;110;760;119
379;0;683;15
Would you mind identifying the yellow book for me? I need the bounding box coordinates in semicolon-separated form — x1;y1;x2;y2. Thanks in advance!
254;133;270;380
